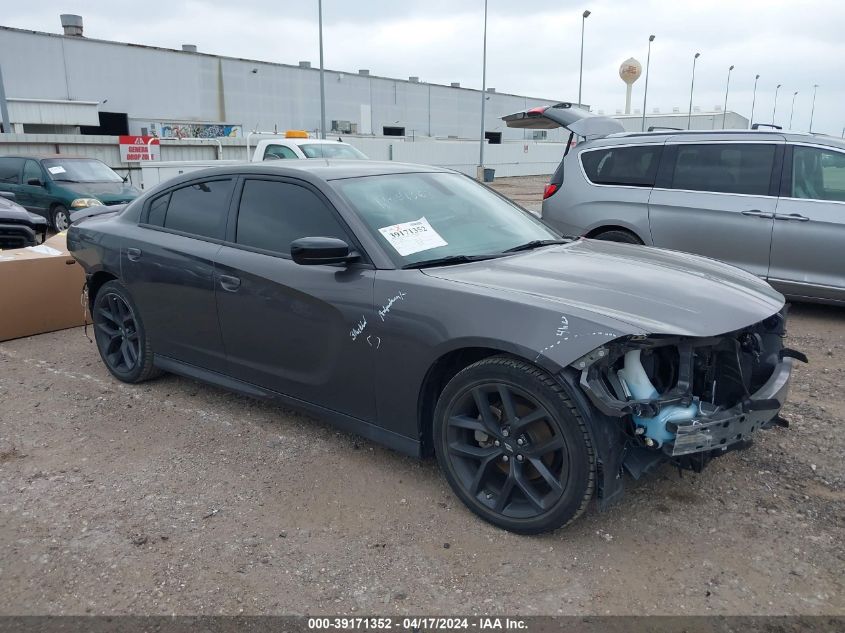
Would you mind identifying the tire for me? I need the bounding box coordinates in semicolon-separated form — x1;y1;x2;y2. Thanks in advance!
91;280;162;383
434;355;595;534
52;205;71;232
592;229;643;245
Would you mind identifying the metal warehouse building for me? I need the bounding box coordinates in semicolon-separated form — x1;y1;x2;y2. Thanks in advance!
0;18;572;143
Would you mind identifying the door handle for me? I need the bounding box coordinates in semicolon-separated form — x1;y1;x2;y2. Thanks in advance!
126;247;142;261
775;213;810;222
218;274;241;292
741;210;774;219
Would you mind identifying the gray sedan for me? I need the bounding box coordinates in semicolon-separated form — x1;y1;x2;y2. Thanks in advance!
68;160;798;533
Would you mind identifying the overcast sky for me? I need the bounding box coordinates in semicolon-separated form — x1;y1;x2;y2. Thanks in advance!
4;0;843;136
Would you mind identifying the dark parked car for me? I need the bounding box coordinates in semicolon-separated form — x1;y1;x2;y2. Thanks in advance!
0;155;140;231
68;161;799;534
0;191;48;248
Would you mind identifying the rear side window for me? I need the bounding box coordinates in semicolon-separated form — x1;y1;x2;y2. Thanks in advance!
235;179;349;255
791;145;845;202
0;157;23;184
146;179;234;240
670;144;775;196
581;146;660;187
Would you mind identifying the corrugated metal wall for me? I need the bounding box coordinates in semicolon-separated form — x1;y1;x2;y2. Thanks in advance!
0;27;571;143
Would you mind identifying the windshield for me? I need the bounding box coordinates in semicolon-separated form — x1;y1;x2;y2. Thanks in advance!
42;159;124;183
332;172;559;266
301;143;367;159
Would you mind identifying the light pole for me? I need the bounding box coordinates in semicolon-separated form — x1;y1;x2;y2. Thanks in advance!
479;0;489;174
722;64;734;129
789;90;798;129
641;35;655;132
772;83;781;126
749;74;760;128
578;10;591;108
687;52;700;130
809;84;818;132
318;0;326;139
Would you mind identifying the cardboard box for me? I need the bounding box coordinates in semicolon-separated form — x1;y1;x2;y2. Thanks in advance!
0;232;87;342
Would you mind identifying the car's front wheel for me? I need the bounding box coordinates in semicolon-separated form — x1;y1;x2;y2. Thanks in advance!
92;280;161;383
434;356;595;534
52;205;70;232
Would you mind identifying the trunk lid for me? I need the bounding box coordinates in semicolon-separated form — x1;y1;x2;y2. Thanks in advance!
502;102;625;139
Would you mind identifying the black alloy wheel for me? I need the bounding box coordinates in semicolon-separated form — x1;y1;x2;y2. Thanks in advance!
434;356;594;534
92;280;160;383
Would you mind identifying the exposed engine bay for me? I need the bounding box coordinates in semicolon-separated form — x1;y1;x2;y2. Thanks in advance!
572;308;806;473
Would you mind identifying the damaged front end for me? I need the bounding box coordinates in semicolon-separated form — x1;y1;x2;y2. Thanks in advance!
573;308;805;476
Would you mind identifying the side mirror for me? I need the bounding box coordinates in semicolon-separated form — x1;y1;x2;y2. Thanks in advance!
0;191;16;201
27;178;44;187
290;237;355;265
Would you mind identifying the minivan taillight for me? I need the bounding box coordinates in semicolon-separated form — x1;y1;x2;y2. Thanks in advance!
543;183;559;199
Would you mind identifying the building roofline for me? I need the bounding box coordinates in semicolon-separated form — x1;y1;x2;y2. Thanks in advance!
0;24;569;104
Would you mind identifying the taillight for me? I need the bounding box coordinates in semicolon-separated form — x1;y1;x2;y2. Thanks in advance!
527;106;549;116
543;183;559;199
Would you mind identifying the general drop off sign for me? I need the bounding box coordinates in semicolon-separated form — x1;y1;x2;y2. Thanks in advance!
119;136;161;162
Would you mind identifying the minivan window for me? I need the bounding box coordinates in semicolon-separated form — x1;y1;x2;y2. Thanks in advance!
150;179;234;240
42;158;123;183
792;145;845;202
0;157;23;184
23;160;42;185
581;146;661;187
236;179;349;255
670;143;775;196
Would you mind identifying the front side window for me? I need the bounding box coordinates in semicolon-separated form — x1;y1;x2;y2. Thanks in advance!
263;145;298;160
0;157;23;184
42;158;123;183
332;172;558;266
581;146;661;187
148;179;234;240
670;143;775;196
792;145;845;202
236;179;349;255
23;160;43;184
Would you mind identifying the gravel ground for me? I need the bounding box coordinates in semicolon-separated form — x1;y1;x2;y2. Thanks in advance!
0;177;843;617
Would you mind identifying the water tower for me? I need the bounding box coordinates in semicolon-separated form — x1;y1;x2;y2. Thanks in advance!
619;57;642;114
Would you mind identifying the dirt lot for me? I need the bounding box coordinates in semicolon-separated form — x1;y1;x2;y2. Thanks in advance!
1;177;843;617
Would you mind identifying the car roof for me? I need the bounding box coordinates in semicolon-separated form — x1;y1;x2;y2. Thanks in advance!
260;138;354;146
586;129;845;150
154;160;452;188
0;154;95;160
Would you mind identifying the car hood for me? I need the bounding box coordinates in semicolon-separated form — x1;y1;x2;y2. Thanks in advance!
422;239;785;337
0;198;47;226
57;181;140;203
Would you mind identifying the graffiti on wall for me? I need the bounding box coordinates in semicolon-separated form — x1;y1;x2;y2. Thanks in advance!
146;122;242;138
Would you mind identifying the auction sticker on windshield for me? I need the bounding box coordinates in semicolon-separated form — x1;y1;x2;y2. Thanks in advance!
377;217;447;256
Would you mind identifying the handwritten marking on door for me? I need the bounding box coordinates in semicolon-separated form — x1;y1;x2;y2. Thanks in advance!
378;290;407;321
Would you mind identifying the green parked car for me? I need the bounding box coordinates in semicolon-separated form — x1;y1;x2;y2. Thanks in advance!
0;155;140;231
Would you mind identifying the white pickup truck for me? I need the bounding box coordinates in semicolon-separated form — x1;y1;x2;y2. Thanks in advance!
140;133;368;189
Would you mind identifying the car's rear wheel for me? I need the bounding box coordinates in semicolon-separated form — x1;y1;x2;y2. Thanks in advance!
434;356;595;534
92;280;161;383
52;205;70;232
591;229;643;245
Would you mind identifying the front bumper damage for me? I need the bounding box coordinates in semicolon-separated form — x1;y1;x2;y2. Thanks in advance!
569;308;805;503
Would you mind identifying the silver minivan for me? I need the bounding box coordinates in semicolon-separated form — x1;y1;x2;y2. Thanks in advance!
504;103;845;305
